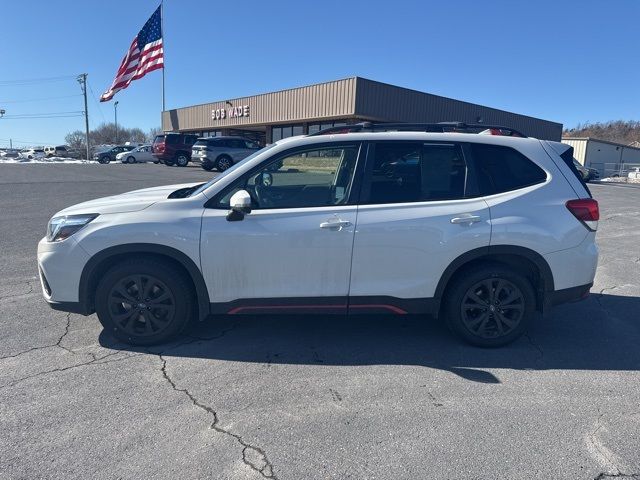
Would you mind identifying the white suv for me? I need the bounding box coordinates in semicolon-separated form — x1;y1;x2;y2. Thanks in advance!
37;123;599;347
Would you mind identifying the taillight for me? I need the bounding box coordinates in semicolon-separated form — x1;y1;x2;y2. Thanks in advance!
566;198;599;231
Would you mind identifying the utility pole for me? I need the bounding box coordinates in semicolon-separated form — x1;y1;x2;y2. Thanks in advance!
114;101;119;144
77;74;90;160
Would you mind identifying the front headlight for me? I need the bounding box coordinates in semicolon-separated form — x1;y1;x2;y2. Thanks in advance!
47;214;99;242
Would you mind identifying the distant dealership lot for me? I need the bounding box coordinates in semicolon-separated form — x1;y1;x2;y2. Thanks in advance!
0;164;638;479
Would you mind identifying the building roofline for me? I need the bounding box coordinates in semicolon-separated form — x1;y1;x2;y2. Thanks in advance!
164;76;561;129
163;76;358;113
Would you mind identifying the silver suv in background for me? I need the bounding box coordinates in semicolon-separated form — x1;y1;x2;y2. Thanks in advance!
191;136;261;171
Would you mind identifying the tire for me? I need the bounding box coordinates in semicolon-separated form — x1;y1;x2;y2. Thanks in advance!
98;156;110;164
215;155;233;171
175;153;189;167
444;264;535;347
201;161;214;171
95;258;194;346
126;156;136;164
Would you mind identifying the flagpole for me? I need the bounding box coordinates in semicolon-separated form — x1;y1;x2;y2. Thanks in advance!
161;0;165;112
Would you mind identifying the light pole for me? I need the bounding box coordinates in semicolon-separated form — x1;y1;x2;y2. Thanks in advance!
114;101;119;144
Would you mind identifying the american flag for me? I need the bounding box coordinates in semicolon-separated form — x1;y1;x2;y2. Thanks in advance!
100;5;164;102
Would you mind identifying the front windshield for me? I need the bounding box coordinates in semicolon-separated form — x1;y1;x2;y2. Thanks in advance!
188;143;278;197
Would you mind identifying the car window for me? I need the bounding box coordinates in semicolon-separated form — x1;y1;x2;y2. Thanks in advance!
165;135;178;145
366;142;466;204
470;144;547;195
185;136;197;145
216;144;360;209
245;140;259;149
229;139;245;149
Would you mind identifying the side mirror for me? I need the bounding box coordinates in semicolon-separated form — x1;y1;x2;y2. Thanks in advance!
227;190;252;221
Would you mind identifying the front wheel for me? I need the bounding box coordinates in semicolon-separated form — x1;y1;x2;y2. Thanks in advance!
127;156;136;164
444;264;535;347
175;153;189;167
95;259;194;345
98;156;110;164
201;161;214;171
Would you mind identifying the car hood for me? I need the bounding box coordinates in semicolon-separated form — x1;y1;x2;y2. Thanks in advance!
55;183;200;215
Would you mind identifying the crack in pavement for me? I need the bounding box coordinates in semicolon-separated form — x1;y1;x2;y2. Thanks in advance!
0;351;143;390
159;354;278;479
0;281;34;301
586;413;637;479
524;332;544;365
595;473;640;479
0;312;76;360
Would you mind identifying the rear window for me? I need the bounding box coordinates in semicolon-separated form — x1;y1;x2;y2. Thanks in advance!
194;140;208;147
470;144;547;195
366;142;467;204
153;135;165;144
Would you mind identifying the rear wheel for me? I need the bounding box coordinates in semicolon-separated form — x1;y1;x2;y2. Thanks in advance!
444;264;535;347
95;259;194;345
215;155;232;171
98;156;110;164
175;153;189;167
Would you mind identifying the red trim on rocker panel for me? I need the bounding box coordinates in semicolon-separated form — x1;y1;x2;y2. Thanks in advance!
227;304;346;314
227;304;408;315
349;304;408;314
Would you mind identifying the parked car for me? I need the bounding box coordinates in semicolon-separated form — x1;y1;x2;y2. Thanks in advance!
572;159;598;183
20;148;46;160
38;124;598;348
191;136;261;171
44;145;71;158
0;148;21;159
152;133;198;167
93;145;136;164
116;145;155;163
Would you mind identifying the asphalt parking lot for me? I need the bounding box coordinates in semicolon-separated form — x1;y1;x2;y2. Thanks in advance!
1;163;639;480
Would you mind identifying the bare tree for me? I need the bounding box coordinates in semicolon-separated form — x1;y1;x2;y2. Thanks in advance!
146;126;163;143
65;130;86;154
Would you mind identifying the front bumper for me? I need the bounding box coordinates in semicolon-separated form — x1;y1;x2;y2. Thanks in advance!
37;236;92;314
190;155;211;165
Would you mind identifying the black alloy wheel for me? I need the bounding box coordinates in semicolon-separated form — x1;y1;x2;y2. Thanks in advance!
95;259;194;345
445;265;535;347
460;278;525;339
216;155;232;171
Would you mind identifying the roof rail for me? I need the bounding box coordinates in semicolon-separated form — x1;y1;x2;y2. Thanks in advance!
308;121;527;138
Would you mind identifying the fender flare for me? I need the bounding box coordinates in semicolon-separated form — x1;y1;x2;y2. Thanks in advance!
79;243;210;320
433;245;555;302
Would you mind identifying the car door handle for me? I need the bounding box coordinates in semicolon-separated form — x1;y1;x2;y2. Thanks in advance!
320;220;352;230
450;214;482;224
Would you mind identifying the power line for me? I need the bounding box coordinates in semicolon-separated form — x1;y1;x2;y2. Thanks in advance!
0;74;79;86
2;110;84;117
87;81;107;124
2;114;84;120
0;94;82;104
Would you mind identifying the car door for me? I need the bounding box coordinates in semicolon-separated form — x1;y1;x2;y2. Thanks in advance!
348;141;491;313
227;139;247;162
200;142;363;313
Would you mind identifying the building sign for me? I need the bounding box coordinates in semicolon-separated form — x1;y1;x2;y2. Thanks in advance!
212;105;250;121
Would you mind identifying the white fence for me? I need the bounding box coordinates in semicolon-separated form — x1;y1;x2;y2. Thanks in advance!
590;162;640;178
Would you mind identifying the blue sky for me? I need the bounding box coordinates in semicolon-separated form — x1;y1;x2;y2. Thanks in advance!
1;0;639;147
